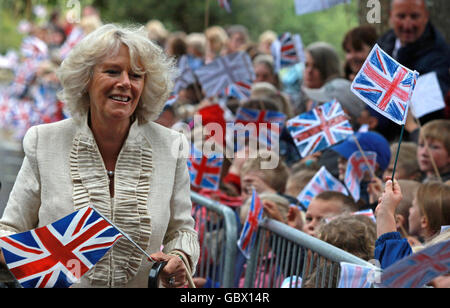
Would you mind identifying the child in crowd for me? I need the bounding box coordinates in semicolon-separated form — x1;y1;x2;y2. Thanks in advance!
375;179;450;269
417;119;450;182
302;191;359;237
239;150;289;201
331;131;391;208
302;214;377;288
383;142;422;181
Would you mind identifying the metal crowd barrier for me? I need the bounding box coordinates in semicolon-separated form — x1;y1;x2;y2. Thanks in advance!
190;191;239;288
243;218;377;288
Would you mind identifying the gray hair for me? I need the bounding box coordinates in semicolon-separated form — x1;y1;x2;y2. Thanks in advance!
306;42;341;83
57;23;177;123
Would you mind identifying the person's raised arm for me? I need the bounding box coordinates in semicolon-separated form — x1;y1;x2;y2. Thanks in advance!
375;179;403;238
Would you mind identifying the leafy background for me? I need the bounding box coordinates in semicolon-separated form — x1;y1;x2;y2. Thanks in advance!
0;0;359;56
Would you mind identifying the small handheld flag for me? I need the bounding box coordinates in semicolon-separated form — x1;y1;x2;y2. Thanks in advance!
287;99;353;157
338;262;378;288
238;189;264;259
187;143;224;191
194;52;255;97
351;44;419;125
380;239;450;288
218;0;232;13
0;206;123;288
271;32;305;73
344;151;377;202
297;166;348;209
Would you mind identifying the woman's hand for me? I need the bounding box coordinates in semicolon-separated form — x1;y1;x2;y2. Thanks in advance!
149;251;187;288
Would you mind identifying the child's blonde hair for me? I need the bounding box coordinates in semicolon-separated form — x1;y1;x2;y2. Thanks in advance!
419;120;450;154
416;181;450;236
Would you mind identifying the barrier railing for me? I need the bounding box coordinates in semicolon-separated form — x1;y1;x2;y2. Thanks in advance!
190;191;239;288
243;218;377;288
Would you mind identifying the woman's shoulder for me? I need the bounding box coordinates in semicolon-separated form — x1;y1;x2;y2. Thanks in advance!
139;121;185;142
23;118;77;146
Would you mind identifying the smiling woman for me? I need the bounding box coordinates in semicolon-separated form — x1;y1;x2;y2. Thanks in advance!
0;24;199;288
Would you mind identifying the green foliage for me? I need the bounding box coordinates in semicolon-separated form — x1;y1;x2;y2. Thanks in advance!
0;0;359;57
0;10;24;54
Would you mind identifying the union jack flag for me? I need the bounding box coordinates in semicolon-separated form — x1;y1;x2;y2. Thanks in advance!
20;36;48;60
351;44;419;125
235;107;285;149
165;93;178;107
58;26;85;60
297;166;348;209
195;52;255;97
287;99;353;158
218;0;232;13
380;239;450;288
220;79;253;101
352;209;376;223
187;143;224;191
238;189;264;259
344;151;377;202
338;262;377;288
0;206;123;288
271;32;305;72
173;55;197;94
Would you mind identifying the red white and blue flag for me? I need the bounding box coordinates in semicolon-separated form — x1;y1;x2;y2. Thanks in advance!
195;52;255;97
0;206;123;288
238;189;264;259
235;107;285;149
338;262;377;288
188;143;224;191
297;166;348;209
58;26;85;60
351;44;419;125
344;151;377;202
20;36;48;60
220;79;253;101
353;209;376;223
218;0;232;13
271;32;305;72
380;239;450;288
174;55;197;94
287;99;353;158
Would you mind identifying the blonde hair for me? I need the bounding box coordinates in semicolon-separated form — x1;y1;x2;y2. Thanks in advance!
396;180;421;233
205;26;228;54
416;181;450;236
145;19;168;45
419;119;450;154
57;24;177;123
317;214;377;261
390;142;421;180
240;151;289;193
